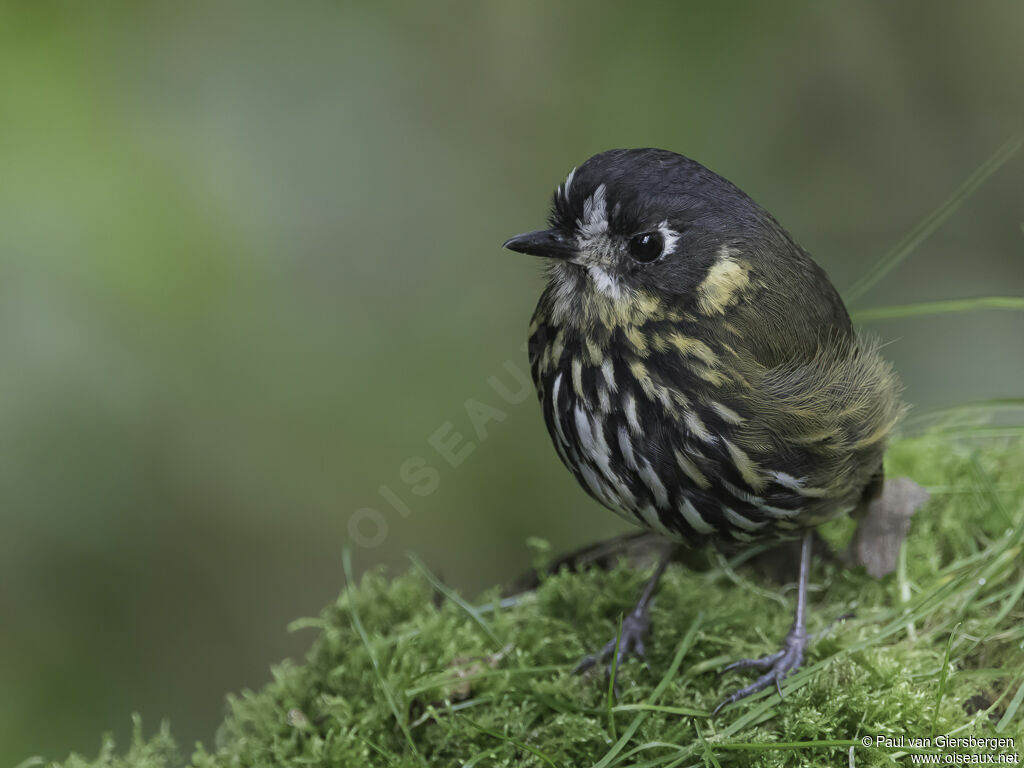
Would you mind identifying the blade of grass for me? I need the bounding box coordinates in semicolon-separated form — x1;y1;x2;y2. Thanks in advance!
405;664;566;697
612;741;688;765
897;539;916;641
342;550;427;766
852;296;1024;323
931;622;961;739
607;614;624;741
507;680;603;716
994;567;1024;624
462;717;559;768
593;612;704;768
715;560;980;730
409;552;502;647
969;456;1016;529
410;696;494;728
355;734;400;767
903;398;1024;429
930;425;1024;440
460;746;502;768
845;134;1023;304
711;551;788;608
978;669;1024;722
612;704;709;718
995;675;1024;733
608;753;697;768
693;721;723;768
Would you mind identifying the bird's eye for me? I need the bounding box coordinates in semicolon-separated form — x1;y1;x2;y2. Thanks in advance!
628;232;664;263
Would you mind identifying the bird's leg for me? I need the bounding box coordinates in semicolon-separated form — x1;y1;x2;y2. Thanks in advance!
713;530;813;716
575;548;672;681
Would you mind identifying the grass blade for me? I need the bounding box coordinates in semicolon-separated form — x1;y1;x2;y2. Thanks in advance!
845;134;1023;304
611;704;709;717
995;675;1024;733
931;622;960;739
694;721;723;768
852;296;1024;323
593;612;704;768
343;550;427;766
463;717;560;768
607;614;624;741
409;552;502;647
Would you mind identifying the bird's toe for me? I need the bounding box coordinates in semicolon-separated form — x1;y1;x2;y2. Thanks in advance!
574;607;654;691
713;627;809;715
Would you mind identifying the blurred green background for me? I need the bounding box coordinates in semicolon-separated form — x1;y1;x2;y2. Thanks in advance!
1;1;1022;763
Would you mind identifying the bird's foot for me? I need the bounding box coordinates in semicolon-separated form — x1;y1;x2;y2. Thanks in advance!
574;604;652;690
713;625;807;716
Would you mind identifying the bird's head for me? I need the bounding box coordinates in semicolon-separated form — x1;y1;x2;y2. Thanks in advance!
504;148;801;325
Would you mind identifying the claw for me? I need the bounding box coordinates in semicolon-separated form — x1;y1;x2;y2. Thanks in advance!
713;626;807;715
574;654;599;674
719;648;785;674
574;553;671;695
574;608;653;693
713;531;818;717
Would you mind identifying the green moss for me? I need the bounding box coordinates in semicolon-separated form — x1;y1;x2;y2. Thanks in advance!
43;433;1024;767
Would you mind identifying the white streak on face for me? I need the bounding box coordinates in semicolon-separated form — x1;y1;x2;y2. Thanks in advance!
548;264;578;323
573;184;631;295
587;265;621;298
578;184;608;238
560;167;576;200
657;219;681;257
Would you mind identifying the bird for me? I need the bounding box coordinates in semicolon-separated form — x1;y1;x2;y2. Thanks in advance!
503;148;904;713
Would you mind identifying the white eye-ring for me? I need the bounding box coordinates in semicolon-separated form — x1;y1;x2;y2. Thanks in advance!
657;220;681;257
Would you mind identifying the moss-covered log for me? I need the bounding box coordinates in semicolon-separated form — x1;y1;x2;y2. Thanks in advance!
38;434;1024;767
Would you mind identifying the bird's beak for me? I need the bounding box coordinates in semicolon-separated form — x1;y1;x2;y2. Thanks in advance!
503;228;577;260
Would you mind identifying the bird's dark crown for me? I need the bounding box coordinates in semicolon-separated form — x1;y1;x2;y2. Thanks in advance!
549;148;766;239
508;149;801;310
